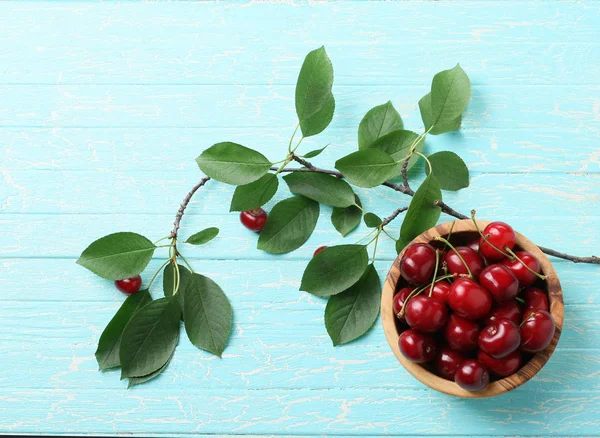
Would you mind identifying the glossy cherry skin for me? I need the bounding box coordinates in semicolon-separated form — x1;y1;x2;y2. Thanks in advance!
115;275;142;295
455;360;490;392
392;287;414;321
520;310;555;353
429;281;451;303
443;246;484;278
522;287;549;312
478;318;521;358
435;347;466;381
400;243;437;285
483;300;522;326
479;221;516;262
502;251;541;287
466;238;480;253
479;264;520;303
313;246;327;257
405;296;448;333
477;350;522;377
448;278;492;320
444;313;479;352
240;208;268;232
398;329;437;363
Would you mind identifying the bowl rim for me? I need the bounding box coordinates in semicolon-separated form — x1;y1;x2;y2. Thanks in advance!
381;219;564;398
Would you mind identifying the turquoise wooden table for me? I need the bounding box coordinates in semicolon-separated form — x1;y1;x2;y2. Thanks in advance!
1;1;600;436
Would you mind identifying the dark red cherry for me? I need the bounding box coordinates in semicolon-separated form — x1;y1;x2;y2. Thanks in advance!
392;287;414;321
398;329;437;363
435;347;466;381
483;300;522;326
443;246;484;278
444;313;479;352
478;318;521;358
429;281;451;303
479;221;516;262
400;243;437;285
502;251;541;287
520;310;555;353
477;350;522;377
240;208;268;232
314;246;327;257
466;238;480;253
115;275;142;295
522;287;549;313
455;360;490;392
448;278;492;320
405;296;448;333
479;264;519;303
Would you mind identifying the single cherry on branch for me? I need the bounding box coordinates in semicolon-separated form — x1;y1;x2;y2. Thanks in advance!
240;208;268;232
314;245;327;257
115;275;142;295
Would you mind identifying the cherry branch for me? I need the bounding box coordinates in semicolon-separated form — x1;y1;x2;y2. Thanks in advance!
171;176;211;239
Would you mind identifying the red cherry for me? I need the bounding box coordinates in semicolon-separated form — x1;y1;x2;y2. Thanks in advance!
520;310;555;353
455;360;490;392
443;246;484;278
314;246;327;257
466;238;480;253
435;347;466;381
240;208;268;232
115;275;142;295
405;296;448;333
479;264;519;303
448;278;492;320
429;281;451;303
392;287;414;321
502;251;541;287
398;329;437;363
479;221;516;262
483;300;522;326
444;313;479;352
400;243;437;285
478;318;521;358
477;350;522;377
522;287;549;313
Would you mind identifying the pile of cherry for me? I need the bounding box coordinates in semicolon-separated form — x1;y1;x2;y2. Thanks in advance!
394;221;555;392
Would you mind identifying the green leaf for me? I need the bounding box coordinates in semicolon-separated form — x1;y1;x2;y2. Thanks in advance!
300;93;335;137
358;101;403;149
163;263;191;317
426;151;470;191
77;232;156;280
370;130;423;171
335;150;398;188
185;227;219;245
429;64;471;129
257;196;320;254
363;213;382;228
325;264;381;346
196;142;272;185
183;273;233;357
300;244;369;297
128;356;172;388
331;195;362;237
303;145;329;159
399;174;442;247
283;172;355;208
418;92;462;135
119;297;181;378
295;46;334;127
95;290;152;370
229;173;279;212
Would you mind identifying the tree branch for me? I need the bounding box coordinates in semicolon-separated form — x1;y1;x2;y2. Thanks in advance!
171;176;211;239
382;206;408;227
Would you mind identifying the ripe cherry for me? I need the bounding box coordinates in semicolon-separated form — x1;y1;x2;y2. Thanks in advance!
405;295;448;332
398;329;437;363
429;281;451;303
455;360;490;392
443;246;484;278
444;313;479;352
483;300;522;326
502;251;541;287
466;238;480;253
479;264;519;303
400;243;437;285
520;310;555;353
448;278;492;320
240;208;268;232
313;246;327;257
393;287;414;321
478;318;521;358
115;275;142;295
522;287;549;313
479;221;516;262
477;350;522;377
435;347;466;381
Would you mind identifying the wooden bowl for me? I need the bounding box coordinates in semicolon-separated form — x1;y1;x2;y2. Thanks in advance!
381;220;564;398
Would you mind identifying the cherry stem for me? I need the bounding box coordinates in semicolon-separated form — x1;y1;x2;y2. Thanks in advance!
177;252;195;274
515;296;525;304
382;228;398;242
519;312;536;328
429;250;441;297
470;210;515;260
441;221;457;252
146;259;171;291
288;123;300;153
371;232;381;264
504;247;546;280
433;236;473;278
381;206;408;227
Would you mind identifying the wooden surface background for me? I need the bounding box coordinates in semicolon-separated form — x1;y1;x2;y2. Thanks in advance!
1;1;599;436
